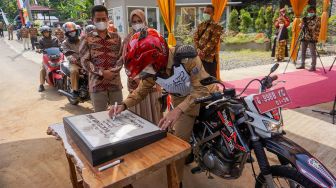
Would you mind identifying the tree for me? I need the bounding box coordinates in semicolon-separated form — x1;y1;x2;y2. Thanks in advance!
255;7;266;33
264;6;274;38
228;9;239;33
0;0;19;22
239;9;253;33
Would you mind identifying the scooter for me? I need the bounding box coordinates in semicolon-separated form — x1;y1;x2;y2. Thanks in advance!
39;47;66;90
58;50;90;105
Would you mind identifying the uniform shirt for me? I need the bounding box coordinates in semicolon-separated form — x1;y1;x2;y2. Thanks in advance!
302;16;321;42
7;24;14;31
29;27;38;38
38;36;60;50
123;48;215;117
21;28;29;38
194;20;223;63
54;28;65;41
62;38;81;66
79;31;122;93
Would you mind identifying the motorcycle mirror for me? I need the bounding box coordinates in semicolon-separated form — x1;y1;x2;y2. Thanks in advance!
270;63;280;74
200;76;218;86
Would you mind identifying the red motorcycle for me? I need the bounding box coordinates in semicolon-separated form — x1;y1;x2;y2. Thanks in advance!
40;47;66;90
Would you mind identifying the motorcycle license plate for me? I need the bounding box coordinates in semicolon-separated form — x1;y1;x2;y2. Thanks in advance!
253;87;291;114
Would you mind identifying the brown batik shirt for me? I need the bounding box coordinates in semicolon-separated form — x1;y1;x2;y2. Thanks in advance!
29;27;38;38
79;31;122;93
194;19;223;63
54;28;65;42
302;16;321;42
21;28;29;38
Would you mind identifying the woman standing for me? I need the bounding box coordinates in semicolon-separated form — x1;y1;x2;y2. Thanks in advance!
120;9;163;124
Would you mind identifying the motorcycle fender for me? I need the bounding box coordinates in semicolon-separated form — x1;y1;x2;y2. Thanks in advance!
53;72;63;80
265;136;336;188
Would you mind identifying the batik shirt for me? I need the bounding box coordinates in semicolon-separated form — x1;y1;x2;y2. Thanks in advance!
21;28;29;38
79;31;122;93
29;27;38;38
302;16;321;42
194;20;223;63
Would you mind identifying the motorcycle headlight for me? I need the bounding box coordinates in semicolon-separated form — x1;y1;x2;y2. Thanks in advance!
262;120;283;133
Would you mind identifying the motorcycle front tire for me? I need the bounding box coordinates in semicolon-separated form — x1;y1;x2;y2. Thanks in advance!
255;165;319;188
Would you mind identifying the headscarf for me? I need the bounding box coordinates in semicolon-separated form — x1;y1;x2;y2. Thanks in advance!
129;9;147;29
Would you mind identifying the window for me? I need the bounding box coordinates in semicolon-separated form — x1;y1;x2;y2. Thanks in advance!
181;7;196;30
198;7;206;23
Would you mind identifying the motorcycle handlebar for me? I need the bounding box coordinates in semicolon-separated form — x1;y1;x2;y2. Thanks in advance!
194;92;225;104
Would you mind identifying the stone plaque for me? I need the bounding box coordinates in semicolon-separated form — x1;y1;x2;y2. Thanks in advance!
64;110;166;166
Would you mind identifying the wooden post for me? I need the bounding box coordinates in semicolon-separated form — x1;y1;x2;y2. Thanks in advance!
166;162;179;188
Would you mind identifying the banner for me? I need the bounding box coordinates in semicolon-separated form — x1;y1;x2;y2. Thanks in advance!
0;9;9;25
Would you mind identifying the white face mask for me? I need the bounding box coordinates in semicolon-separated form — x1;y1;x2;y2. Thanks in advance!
69;31;77;37
94;22;107;31
279;24;284;27
132;23;145;32
203;13;211;21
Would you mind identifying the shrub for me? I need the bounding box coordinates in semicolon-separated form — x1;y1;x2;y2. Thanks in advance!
265;6;274;38
239;9;253;33
329;15;336;34
255;7;266;33
228;9;239;33
175;17;194;45
222;33;269;44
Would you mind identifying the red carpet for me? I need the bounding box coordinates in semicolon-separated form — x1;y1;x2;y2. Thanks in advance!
224;67;336;109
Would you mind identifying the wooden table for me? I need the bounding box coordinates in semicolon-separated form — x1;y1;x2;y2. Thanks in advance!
47;123;191;188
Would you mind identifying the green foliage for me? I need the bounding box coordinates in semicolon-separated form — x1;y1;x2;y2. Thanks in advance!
264;6;274;37
329;15;336;34
175;17;193;45
272;8;280;36
34;0;93;21
0;0;19;22
239;9;253;33
255;7;266;33
228;9;239;33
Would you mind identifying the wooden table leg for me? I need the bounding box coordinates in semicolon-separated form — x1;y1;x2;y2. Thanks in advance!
66;153;82;188
166;162;180;188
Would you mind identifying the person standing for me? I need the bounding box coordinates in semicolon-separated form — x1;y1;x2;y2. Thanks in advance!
80;5;123;112
119;9;162;124
271;18;289;62
29;25;38;50
0;21;4;37
21;25;30;50
54;24;65;42
7;23;14;40
194;5;223;77
296;6;321;72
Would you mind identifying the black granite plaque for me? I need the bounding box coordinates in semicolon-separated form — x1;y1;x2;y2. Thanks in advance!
63;110;166;166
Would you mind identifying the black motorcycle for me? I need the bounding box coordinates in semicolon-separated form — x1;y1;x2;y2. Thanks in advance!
190;63;336;187
58;51;90;105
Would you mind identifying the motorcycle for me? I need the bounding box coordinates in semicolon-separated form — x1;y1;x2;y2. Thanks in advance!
39;47;66;90
58;50;90;105
190;63;336;187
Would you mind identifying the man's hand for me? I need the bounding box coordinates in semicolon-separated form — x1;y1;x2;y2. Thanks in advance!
103;70;114;80
108;104;126;118
158;108;183;130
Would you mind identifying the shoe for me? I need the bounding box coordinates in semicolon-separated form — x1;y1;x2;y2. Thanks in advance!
296;65;305;69
308;67;316;72
38;85;45;92
72;91;79;99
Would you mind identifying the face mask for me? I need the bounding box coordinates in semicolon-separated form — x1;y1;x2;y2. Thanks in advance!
279;24;284;27
132;23;145;32
94;22;107;31
69;31;77;37
203;13;211;21
307;13;315;17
